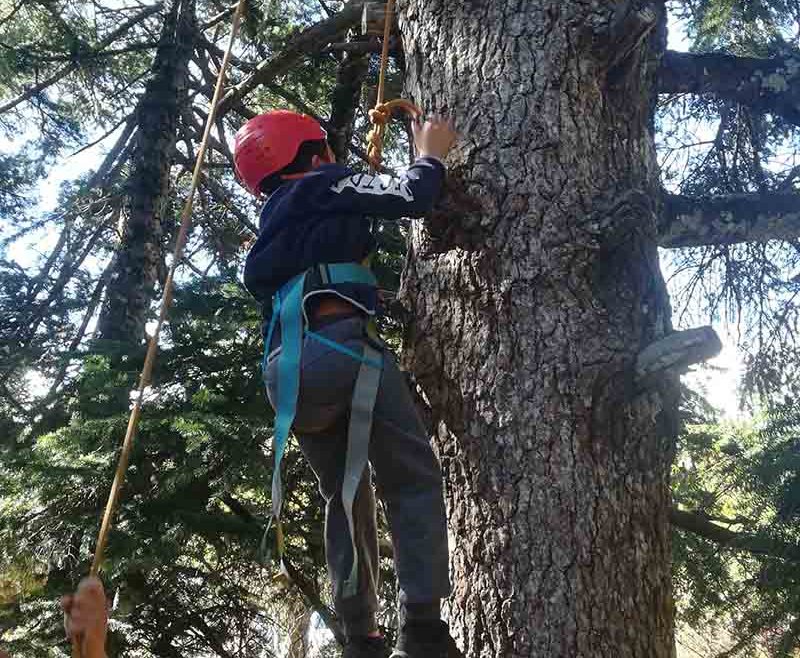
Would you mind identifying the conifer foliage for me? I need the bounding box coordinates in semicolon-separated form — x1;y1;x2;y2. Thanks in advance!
1;0;800;656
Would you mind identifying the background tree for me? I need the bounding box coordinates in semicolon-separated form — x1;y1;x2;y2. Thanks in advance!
2;1;800;657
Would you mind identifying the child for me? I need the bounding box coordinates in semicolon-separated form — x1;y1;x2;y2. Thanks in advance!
237;110;458;658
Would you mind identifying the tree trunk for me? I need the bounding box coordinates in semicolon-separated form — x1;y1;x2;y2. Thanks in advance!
328;48;370;163
97;0;195;344
399;3;676;657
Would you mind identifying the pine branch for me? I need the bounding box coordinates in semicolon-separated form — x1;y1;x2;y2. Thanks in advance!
68;111;136;158
199;3;239;31
172;150;259;237
16;213;115;346
216;2;365;116
671;507;800;562
0;2;163;116
30;42;159;63
659;50;800;126
218;493;346;646
0;0;25;29
659;190;800;248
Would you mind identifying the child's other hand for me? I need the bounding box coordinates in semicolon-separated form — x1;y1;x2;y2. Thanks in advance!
412;115;457;161
62;577;108;658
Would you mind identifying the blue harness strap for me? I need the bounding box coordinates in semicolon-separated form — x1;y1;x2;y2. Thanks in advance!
325;262;378;286
264;263;384;595
270;272;306;528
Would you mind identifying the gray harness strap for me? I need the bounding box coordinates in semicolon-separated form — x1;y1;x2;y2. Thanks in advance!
341;342;384;598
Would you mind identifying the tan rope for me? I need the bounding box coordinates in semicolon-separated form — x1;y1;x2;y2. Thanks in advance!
365;0;421;171
72;1;247;655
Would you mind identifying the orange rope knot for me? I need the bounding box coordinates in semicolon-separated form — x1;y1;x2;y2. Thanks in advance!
366;98;422;170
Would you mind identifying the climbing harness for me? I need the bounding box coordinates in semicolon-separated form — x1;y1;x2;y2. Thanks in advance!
262;262;384;597
71;2;246;656
261;0;423;598
365;0;421;171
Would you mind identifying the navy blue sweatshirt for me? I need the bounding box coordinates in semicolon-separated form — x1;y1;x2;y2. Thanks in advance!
243;157;445;317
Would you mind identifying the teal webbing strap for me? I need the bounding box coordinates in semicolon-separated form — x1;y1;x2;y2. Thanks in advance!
271;273;306;527
326;262;378;286
341;343;383;598
305;330;383;369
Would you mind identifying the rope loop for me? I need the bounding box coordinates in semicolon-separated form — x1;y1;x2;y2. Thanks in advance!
366;98;421;170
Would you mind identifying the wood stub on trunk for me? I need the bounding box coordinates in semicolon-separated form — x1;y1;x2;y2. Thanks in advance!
636;327;723;385
399;2;675;657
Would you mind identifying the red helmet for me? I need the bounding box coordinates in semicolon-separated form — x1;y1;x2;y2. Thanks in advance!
233;110;326;194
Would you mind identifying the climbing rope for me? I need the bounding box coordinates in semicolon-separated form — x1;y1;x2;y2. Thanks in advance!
365;0;421;171
71;1;246;656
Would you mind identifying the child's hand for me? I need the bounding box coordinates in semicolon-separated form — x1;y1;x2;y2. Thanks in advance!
62;577;108;658
412;115;457;161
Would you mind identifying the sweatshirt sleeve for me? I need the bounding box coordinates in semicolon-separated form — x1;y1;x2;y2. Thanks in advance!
318;156;445;219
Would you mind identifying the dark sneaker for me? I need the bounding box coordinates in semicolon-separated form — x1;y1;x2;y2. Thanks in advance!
343;635;387;658
390;621;461;658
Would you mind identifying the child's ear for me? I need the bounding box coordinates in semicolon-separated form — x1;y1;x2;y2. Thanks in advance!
311;149;335;168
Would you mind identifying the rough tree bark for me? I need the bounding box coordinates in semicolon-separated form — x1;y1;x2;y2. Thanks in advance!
97;0;195;344
399;3;676;657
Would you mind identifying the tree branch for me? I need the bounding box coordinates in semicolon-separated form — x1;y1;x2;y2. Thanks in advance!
173;151;259;236
217;2;364;116
659;50;800;126
0;0;25;29
659;190;800;248
200;3;238;31
0;2;163;116
218;493;345;646
671;507;800;562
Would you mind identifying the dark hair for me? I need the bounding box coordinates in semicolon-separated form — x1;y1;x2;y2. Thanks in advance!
258;139;329;194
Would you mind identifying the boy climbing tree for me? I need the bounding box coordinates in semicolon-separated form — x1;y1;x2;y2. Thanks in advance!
235;109;458;658
55;114;460;658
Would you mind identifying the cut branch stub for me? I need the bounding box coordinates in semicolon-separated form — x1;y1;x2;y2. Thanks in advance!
636;326;722;382
361;1;398;36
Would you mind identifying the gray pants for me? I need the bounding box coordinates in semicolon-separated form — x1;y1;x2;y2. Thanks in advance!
265;316;451;637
